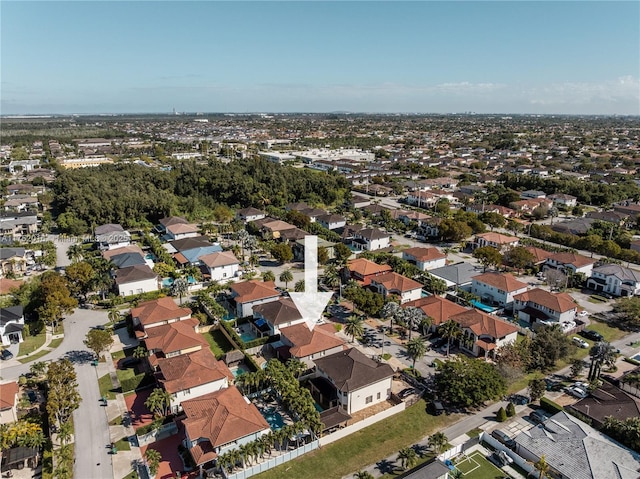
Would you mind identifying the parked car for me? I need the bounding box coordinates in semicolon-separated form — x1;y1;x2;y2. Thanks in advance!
580;329;604;342
566;385;589;399
491;429;515;449
529;410;546;424
572;337;589;349
428;401;445;416
508;394;530;405
398;388;416;399
27;390;37;403
0;349;13;360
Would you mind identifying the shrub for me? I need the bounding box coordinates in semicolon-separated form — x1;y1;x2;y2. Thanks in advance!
381;353;392;361
506;402;516;417
496;407;507;422
403;368;422;378
432;358;444;369
334;324;342;332
540;396;564;415
120;373;151;393
624;357;640;366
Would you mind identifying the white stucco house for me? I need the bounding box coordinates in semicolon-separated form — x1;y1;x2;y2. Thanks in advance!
544;252;595;277
587;264;640;297
317;213;347;230
513;288;578;324
229;280;281;318
115;264;158;297
0;306;24;346
369;272;423;304
471;272;528;310
402;247;447;271
199;251;240;282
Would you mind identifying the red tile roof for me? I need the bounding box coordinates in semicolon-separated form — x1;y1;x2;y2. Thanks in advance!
450;309;519;339
0;381;19;410
142;317;208;355
513;288;577;313
157;349;232;394
131;297;192;327
404;296;468;326
0;278;24;295
475;232;519;244
280;323;345;358
473;272;527;292
525;246;554;264
370;272;423;293
548;252;595;268
402;247;446;262
199;250;240;268
347;258;392;277
230;280;280;303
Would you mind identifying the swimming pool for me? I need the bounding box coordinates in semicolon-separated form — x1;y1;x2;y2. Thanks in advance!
230;364;251;378
470;299;497;313
259;407;285;430
239;330;258;343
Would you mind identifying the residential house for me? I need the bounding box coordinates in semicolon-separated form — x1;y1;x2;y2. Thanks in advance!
471;272;528;311
513;411;640;479
396;210;432;226
509;198;553;214
473;232;519;253
0;306;24;346
142;317;208;360
449;309;518;358
569;381;640;429
110;252;146;269
0;248;27;277
344;227;390;252
403;296;467;330
199;251;240;282
544;252;595;277
587;264;640;297
311;348;394;414
586;210;628;225
131;297;192;332
278;323;346;369
252;298;305;336
551;218;595;236
156;348;233;413
293;237;335;262
417;217;442;239
94;223;131;250
7;160;40;173
158;216;199;241
236;207;266;223
466;204;517;218
180;386;271;472
3;196;39;212
513;288;578;324
316;213;347;230
520;190;546;199
346;258;392;286
229;280;281;317
103;244;145;262
524;246;554;266
0;381;19;424
0;212;38;239
548;193;577;208
370;272;423;304
402;247;447;271
429;262;479;291
115;264;158;297
397;459;450;479
174;244;224;268
0;278;23;297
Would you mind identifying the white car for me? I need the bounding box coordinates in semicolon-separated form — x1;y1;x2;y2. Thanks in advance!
577;311;588;318
572;337;589;349
567;386;588;399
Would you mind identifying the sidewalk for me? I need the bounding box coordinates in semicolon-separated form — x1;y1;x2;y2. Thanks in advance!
14;330;63;362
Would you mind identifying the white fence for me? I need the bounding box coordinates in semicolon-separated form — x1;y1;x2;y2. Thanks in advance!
224;440;319;479
137;422;178;447
319;402;406;446
479;432;535;476
437;443;463;461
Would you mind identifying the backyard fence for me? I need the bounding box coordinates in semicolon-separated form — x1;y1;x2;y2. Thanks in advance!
478;432;535;476
137;422;178;447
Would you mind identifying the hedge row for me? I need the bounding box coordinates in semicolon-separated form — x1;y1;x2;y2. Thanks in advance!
540;396;564;415
120;373;153;393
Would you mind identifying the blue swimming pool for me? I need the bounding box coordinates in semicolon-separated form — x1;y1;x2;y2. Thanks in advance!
260;407;285;430
470;299;497;313
239;331;257;343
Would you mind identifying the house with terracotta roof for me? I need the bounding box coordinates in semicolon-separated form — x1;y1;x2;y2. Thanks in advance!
278;323;346;369
0;306;24;346
370;272;423;304
142;317;208;359
402;247;447;271
524;246;554;266
115;264;158;297
587;264;640;297
544;252;595;277
131;297;192;331
199;250;240;282
311;348;394;414
252;298;305;335
513;288;578;324
346;258;392;286
0;278;23;297
473;232;519;253
180;386;270;472
156;348;233;413
229;280;281;317
449;309;518;358
403;296;468;330
471;272;528;311
0;381;19;424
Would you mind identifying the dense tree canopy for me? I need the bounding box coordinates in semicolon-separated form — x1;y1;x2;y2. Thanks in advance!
435;356;506;408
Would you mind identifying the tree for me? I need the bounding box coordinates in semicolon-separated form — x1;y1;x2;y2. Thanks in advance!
294;280;305;292
504;246;535;273
496;406;507;422
506;402;516;417
545;268;568;291
145;448;162;476
171;277;189;305
64;261;95;300
602;416;640;453
262;270;276;282
533;454;550;479
400;306;423;340
472;246;503;272
405;337;427;369
528;377;546;402
46;359;80;428
279;269;294;289
271;243;293;264
588;341;618;382
435;356;507;408
380;301;401;331
427;432;448;454
397;447;417;470
145;388;172;418
439;218;472;242
37;272;78;330
133;345;148;359
613;297;640;329
527;324;571;372
439;320;462;356
353;472;374;479
318;246;329;265
334;242;352;264
570;358;587;378
479;211;506;231
108;308;120;324
66;243;84;263
344;315;364;343
84;329;114;359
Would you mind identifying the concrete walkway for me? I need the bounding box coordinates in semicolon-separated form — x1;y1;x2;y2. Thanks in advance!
12;330;64;363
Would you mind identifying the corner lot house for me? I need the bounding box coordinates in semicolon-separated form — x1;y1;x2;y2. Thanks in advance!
513;288;577;324
180;386;270;473
587;264;640;297
312;348;394;414
544;252;595;277
402;247;447;271
0;305;24;346
471;272;528;311
449;309;518;358
115;264;158;297
370;272;423;304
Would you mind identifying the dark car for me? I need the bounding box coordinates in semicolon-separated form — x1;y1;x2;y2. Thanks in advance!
0;349;13;360
27;390;37;403
428;401;445;416
529;410;546;424
580;329;604;342
509;394;530;405
398;388;416;399
491;429;515;449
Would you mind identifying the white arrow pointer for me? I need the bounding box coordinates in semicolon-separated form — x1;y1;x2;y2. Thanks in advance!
290;235;333;331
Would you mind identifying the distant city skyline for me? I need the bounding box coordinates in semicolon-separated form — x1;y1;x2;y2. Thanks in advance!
2;1;639;115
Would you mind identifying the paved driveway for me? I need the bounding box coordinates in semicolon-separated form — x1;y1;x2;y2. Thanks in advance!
124;388;155;431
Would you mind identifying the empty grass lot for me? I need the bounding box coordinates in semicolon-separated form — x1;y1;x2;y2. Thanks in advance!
254;400;459;479
454;451;506;479
202;329;234;359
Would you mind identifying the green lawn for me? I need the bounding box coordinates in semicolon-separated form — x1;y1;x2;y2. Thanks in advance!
111;349;126;361
254;400;459;479
18;329;47;356
114;437;131;452
116;368;137;384
48;338;64;349
202;329;234;359
586;320;626;343
454;450;506;479
18;349;51;364
122;470;138;479
98;373;117;400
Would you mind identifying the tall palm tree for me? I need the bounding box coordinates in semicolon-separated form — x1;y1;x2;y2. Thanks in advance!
588;341;618;381
534;454;550;479
263;270;276;282
322;264;341;289
344;315;365;343
144;388;172;418
406;337;427;369
294;279;305;292
107;308;120;324
145;448;162;476
286;358;306;378
401;306;423;340
171;277;189;304
419;315;433;337
279;269;294;290
397;447;417;470
427;432;448;454
439;320;463;356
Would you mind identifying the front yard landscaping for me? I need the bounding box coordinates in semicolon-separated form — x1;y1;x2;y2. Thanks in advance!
18;329;46;356
98;373;117;400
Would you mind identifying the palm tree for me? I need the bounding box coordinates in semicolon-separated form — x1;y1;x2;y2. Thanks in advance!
57;421;73;446
353;471;374;479
286;358;306;378
439;320;462;356
133;345;148;359
534;454;550;479
171;277;189;305
427;432;448;454
144;388;172;418
380;301;401;333
279;269;294;290
249;253;260;268
419;315;433;337
294;279;305;292
406;337;427;369
145;448;162;476
66;244;84;263
588;341;618;381
322;264;341;289
344;315;365;343
263;270;276;282
401;306;423;340
107;308;120;324
397;447;417;470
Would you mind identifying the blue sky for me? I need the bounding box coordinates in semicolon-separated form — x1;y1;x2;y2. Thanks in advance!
2;1;639;115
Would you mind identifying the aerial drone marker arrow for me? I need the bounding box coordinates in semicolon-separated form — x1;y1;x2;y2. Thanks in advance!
289;235;333;331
